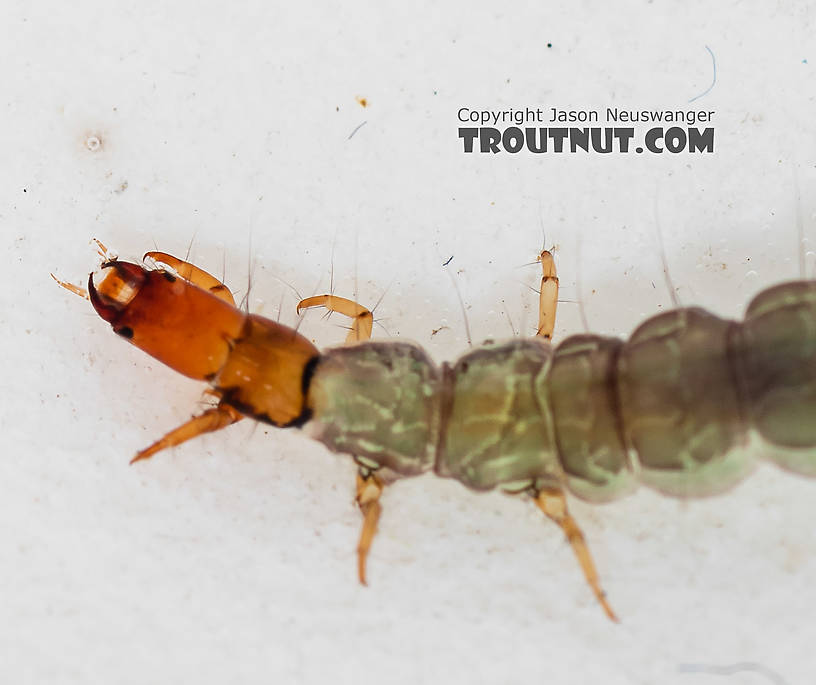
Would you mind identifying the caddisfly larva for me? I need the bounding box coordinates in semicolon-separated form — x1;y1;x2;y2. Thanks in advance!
53;240;816;622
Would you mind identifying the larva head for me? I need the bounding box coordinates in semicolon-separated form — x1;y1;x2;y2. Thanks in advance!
88;260;247;380
88;260;146;324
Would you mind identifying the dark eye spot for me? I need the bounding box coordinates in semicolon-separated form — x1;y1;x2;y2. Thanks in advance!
162;272;177;282
115;326;134;339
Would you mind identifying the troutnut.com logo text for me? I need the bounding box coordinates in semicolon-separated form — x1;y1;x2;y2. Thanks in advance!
458;107;715;154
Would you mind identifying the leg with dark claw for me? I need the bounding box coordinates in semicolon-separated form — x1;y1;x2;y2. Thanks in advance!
533;486;619;622
297;295;374;344
144;251;236;305
130;402;244;464
355;469;384;585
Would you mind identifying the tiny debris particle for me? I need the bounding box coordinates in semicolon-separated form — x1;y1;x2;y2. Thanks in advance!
356;96;368;108
443;256;453;266
86;135;102;152
688;45;717;103
348;121;368;140
547;42;552;48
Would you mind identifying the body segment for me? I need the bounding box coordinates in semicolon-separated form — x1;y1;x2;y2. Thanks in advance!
733;281;816;475
547;334;634;503
436;339;560;492
306;341;441;476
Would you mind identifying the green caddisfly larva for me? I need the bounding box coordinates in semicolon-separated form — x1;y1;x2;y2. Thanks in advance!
53;240;816;622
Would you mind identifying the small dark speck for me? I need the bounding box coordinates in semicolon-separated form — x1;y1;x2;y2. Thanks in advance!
22;188;26;193
547;43;552;48
443;256;453;266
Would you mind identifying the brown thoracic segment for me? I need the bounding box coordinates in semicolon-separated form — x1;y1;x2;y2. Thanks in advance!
307;281;816;500
214;314;320;427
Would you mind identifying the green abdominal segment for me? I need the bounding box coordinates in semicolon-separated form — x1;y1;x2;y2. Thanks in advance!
304;342;440;475
547;335;635;502
614;307;752;497
305;281;816;499
436;339;561;492
732;281;816;476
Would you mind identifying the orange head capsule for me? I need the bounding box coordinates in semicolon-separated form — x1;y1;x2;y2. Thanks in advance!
89;260;247;381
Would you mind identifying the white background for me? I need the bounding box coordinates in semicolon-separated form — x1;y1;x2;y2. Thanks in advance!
2;1;815;683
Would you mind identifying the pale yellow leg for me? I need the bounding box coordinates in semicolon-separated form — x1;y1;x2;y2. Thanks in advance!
51;239;117;299
144;251;236;305
93;238;111;260
534;487;619;622
536;250;559;339
51;273;90;300
130;402;244;464
355;470;384;585
297;295;373;343
52;244;235;306
298;292;378;578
